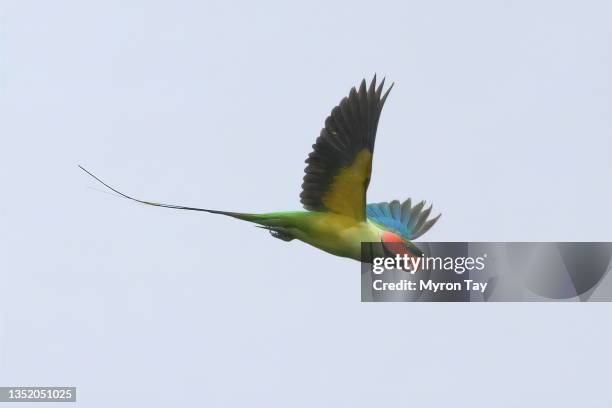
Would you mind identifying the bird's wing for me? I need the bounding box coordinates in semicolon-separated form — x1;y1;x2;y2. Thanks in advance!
300;76;393;221
366;199;441;240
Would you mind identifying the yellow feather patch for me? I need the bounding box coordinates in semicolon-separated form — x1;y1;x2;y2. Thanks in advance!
321;149;372;220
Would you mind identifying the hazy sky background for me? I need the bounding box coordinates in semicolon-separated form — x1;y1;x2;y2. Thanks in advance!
1;0;611;406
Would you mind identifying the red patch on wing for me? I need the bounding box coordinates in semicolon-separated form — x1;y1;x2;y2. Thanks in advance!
382;231;403;243
382;231;410;255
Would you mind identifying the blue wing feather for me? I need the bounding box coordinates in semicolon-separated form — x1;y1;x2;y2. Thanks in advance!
366;199;441;240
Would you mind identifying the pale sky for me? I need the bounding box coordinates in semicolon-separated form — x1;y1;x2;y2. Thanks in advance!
1;0;611;406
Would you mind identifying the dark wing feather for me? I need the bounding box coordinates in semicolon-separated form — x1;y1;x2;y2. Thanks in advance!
300;76;393;221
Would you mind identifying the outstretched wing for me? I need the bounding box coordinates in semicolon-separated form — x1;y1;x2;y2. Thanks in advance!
366;199;441;240
300;76;393;221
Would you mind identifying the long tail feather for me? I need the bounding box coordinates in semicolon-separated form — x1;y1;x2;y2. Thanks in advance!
78;165;259;222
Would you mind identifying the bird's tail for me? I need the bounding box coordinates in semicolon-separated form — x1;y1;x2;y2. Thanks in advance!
78;165;264;223
78;165;305;243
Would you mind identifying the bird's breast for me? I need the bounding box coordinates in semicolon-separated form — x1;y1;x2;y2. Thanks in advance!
294;213;382;260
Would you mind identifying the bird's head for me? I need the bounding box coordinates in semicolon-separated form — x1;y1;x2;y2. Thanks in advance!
381;231;424;258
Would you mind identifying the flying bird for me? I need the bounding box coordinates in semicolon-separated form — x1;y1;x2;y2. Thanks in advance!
80;76;440;261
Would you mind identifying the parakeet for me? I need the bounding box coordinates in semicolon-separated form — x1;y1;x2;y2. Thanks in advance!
80;76;440;261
